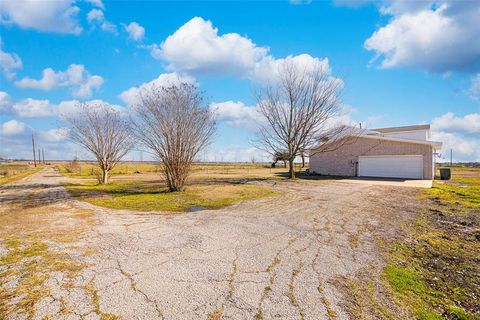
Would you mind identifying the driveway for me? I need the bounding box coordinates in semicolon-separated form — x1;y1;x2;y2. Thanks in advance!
338;178;433;188
0;167;421;319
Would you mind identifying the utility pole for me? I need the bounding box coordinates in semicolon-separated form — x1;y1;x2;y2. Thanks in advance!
42;148;45;164
450;149;453;167
32;134;36;167
38;149;41;165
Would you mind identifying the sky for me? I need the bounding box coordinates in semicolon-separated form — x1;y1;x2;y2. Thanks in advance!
0;0;479;162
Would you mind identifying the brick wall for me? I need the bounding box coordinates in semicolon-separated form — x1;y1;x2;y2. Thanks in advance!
309;137;433;179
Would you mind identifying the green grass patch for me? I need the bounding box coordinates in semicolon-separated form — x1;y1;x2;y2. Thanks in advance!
0;164;43;185
65;179;277;212
426;168;480;208
57;163;162;178
385;167;480;320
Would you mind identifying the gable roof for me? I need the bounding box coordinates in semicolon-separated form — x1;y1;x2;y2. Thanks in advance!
371;124;430;133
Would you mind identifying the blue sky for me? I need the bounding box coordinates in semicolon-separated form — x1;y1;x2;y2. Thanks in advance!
1;0;479;162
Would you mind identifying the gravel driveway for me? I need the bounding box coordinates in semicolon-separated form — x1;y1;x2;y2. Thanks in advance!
0;167;421;320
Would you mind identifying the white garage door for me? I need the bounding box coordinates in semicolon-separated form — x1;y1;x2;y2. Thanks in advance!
358;155;423;179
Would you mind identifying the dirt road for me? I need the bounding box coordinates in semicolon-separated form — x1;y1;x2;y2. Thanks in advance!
0;167;421;319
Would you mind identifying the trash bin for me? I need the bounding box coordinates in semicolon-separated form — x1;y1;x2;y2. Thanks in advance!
439;168;451;180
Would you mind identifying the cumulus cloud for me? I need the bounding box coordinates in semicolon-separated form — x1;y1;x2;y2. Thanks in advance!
86;8;117;34
0;91;122;119
470;74;480;101
123;22;145;41
0;0;81;34
118;72;195;106
0;38;22;79
1;119;26;136
289;0;312;4
200;145;270;162
431;131;480;162
431;112;480;134
0;91;13;114
364;1;480;73
87;9;104;23
85;0;105;10
39;128;68;142
252;53;332;84
209;101;259;129
155;17;267;76
15;64;104;98
0;122;76;160
431;112;480;162
12;98;57;118
149;17;334;83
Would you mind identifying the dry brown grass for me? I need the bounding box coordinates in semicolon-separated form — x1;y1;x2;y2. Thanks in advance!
0;201;96;319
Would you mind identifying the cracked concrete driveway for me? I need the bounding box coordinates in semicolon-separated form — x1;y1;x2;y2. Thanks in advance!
1;167;421;319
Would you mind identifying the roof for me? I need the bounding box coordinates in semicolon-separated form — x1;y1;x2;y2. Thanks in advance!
371;124;430;133
358;134;442;148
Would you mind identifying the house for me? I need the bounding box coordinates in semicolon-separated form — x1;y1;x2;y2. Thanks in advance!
309;124;442;180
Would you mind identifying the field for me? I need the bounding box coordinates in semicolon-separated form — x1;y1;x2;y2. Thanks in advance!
58;162;292;212
0;163;43;185
0;162;478;319
383;167;480;320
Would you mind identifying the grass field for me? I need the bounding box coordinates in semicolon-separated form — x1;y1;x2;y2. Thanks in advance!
60;162;287;212
385;167;480;320
65;179;277;212
0;163;43;185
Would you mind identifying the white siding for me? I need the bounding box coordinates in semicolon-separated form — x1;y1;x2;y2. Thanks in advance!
383;129;429;141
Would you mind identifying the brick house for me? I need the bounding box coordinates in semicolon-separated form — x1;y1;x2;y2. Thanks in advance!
309;124;442;180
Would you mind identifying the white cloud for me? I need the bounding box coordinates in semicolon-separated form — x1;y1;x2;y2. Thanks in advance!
200;145;270;162
39;128;68;142
431;112;480;162
12;98;56;118
0;93;122;119
0;38;22;79
118;72;195;106
289;0;312;4
432;112;480;134
252;53;332;84
0;0;81;34
123;22;145;41
86;8;117;34
85;0;105;10
151;17;335;84
1;119;26;135
100;20;117;34
0;91;13;114
431;130;480;162
156;17;267;76
87;9;104;23
15;64;104;98
469;74;480;100
209;101;259;128
364;1;480;73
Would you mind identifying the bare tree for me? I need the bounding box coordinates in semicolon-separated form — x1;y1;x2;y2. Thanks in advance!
131;83;216;192
254;61;359;178
64;103;133;184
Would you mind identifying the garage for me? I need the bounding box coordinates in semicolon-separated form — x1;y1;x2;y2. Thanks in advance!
358;155;424;179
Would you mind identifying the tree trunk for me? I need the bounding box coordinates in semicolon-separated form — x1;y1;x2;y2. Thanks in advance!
102;169;109;184
288;159;295;179
301;154;305;168
283;161;287;168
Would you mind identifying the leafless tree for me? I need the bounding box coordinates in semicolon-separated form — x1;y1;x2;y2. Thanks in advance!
254;61;360;178
131;83;216;192
64;103;133;184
